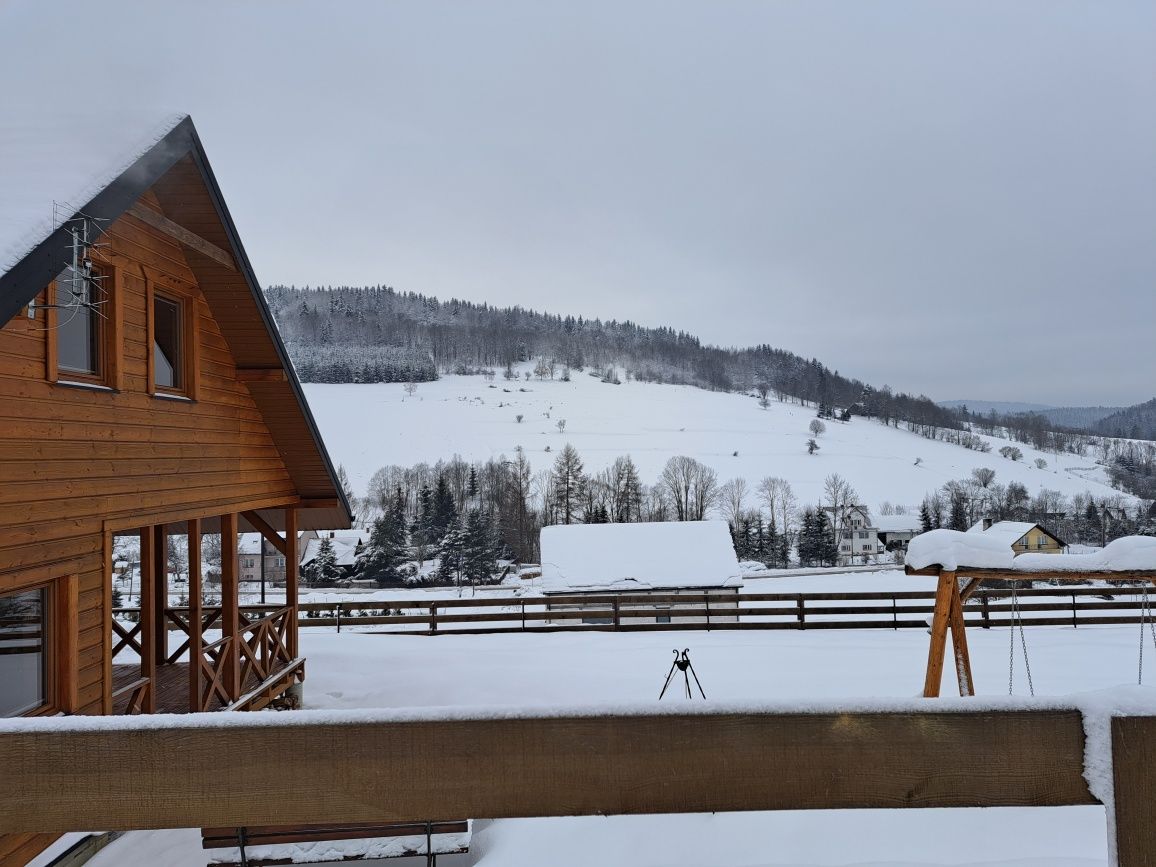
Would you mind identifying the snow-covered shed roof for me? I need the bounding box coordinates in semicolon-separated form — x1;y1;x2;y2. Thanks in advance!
237;532;287;557
539;520;742;593
875;514;922;533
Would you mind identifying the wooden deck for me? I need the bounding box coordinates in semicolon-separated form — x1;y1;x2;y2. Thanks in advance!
112;663;224;715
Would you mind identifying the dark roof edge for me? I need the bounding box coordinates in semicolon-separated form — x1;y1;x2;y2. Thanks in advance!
182;123;353;525
0;117;196;324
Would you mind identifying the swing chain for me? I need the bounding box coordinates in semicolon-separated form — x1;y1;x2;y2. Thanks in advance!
1008;583;1035;697
1139;584;1156;686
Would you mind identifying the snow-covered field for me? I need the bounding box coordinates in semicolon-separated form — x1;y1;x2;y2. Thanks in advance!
304;370;1121;511
75;614;1156;867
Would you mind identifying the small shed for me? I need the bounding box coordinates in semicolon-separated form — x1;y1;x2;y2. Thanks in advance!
876;514;924;552
539;521;742;625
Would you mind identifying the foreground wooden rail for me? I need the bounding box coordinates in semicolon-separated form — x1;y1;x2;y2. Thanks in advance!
0;708;1152;865
112;585;1156;638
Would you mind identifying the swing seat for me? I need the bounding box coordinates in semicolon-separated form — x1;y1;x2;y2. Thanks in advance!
201;821;470;866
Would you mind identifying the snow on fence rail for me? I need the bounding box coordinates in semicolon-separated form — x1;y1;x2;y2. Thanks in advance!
113;585;1156;638
0;703;1153;866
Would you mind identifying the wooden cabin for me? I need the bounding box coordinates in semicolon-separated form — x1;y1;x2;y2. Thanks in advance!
0;114;351;863
969;519;1066;554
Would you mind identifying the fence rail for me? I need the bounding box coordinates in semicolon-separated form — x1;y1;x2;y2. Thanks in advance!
113;584;1156;637
0;708;1153;866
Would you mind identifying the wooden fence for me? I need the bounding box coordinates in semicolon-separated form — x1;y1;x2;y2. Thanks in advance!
0;709;1152;865
113;585;1156;637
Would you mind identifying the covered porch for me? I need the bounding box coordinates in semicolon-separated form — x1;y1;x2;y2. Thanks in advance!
109;508;304;715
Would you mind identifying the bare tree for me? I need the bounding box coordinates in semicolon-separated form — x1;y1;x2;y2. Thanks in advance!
403;381;418;397
971;467;997;489
556;419;567;434
719;478;748;525
823;473;859;545
758;477;797;542
660;456;720;521
809;419;826;438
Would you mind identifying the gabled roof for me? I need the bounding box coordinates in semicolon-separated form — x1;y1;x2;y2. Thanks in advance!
0;113;351;530
875;514;923;533
968;520;1067;549
539;520;743;593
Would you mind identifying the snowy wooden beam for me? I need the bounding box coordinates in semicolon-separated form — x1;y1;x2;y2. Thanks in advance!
0;709;1096;833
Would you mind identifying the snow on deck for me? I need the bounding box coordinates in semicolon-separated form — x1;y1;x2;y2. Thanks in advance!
540;520;741;592
0;108;185;276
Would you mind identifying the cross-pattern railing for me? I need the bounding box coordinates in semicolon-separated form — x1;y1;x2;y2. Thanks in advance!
237;606;294;692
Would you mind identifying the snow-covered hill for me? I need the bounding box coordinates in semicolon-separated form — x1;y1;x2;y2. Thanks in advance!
304;367;1121;510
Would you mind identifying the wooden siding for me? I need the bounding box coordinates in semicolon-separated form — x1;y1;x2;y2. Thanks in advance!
0;188;300;719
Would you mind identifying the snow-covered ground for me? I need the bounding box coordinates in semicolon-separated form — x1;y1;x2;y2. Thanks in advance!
78;615;1156;867
304;370;1122;510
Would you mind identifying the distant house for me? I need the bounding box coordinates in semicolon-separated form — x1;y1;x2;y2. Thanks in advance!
969;519;1066;554
237;533;287;585
876;514;924;553
833;505;884;566
539;521;742;625
299;529;367;580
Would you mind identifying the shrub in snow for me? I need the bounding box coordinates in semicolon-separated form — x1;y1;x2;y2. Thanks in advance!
516;414;523;423
809;419;826;437
999;445;1024;461
1035;458;1048;470
807;438;820;455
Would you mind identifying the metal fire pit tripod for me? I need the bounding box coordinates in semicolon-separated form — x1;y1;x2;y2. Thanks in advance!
659;648;706;700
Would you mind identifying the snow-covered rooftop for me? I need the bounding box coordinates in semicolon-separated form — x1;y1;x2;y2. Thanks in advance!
966;519;1042;547
0;108;186;277
301;533;365;567
875;514;922;533
539;520;742;592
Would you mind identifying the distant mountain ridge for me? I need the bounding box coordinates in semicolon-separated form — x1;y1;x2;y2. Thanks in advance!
1093;398;1156;441
939;400;1126;432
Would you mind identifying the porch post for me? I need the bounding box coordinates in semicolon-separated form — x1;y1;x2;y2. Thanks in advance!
285;507;299;660
138;526;157;714
187;518;202;712
220;513;241;702
152;525;167;666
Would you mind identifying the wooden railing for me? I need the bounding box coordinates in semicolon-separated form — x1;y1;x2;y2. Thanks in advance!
0;708;1153;865
237;606;294;689
283;585;1156;635
111;587;1156;639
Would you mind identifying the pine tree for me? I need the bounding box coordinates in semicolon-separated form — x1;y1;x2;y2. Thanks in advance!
355;500;406;586
919;501;933;533
551;444;586;525
797;508;817;566
431;476;458;540
815;509;839;566
310;536;344;585
436;519;468;586
462;510;501;585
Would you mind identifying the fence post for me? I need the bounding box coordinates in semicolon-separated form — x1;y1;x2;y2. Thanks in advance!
704;593;711;631
335;604;342;634
796;595;805;630
521;601;526;632
429;604;438;634
892;596;898;630
981;593;990;629
613;597;620;630
1072;593;1078;628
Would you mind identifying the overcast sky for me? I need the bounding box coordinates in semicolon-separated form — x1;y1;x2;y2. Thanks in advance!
3;1;1153;406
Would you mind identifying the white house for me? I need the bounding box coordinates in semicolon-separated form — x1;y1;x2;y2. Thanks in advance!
539;520;742;625
834;505;884;566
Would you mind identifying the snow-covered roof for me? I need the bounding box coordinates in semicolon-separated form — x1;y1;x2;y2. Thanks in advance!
237;532;287;557
875;514;922;533
539;520;742;592
0;109;186;277
301;536;363;568
967;520;1062;548
907;531;1156;573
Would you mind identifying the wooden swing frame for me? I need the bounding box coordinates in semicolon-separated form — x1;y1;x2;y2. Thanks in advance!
905;564;1156;698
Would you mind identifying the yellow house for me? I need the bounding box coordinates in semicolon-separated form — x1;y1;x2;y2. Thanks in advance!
970;519;1066;554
